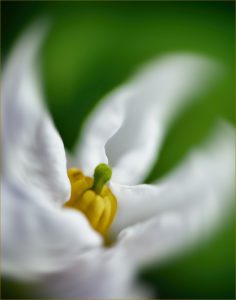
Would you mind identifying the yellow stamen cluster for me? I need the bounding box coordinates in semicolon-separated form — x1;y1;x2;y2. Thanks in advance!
64;166;117;237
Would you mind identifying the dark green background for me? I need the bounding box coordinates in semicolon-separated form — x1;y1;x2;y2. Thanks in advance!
1;1;235;299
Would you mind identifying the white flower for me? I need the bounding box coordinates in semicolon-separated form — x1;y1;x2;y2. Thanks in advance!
2;22;234;298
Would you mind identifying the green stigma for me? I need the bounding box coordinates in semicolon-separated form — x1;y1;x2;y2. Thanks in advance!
92;163;112;194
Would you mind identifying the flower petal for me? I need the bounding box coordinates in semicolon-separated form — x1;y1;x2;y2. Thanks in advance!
2;21;70;205
2;178;102;280
113;123;234;266
110;121;234;237
75;54;218;184
114;212;198;269
37;248;150;299
74;87;129;177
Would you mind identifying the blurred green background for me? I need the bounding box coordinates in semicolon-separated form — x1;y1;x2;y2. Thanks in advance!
2;1;235;299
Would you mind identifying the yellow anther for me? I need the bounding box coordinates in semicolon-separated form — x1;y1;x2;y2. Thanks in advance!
64;166;117;238
64;168;93;208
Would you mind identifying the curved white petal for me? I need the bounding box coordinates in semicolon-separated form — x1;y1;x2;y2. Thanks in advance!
114;211;204;269
74;87;129;177
2;21;70;205
113;123;234;266
2;21;105;288
37;248;150;299
75;54;219;184
2;178;102;280
111;122;234;236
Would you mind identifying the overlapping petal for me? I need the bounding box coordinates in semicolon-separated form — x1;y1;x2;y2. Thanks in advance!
37;248;150;299
2;178;102;279
111;122;234;266
2;22;103;281
74;86;128;177
76;54;219;184
2;21;70;205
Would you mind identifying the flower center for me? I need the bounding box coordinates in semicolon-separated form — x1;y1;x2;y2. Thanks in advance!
64;163;117;238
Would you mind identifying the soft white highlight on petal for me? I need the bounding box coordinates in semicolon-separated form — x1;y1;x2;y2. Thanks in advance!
2;21;71;205
2;178;102;280
111;122;234;236
76;54;219;184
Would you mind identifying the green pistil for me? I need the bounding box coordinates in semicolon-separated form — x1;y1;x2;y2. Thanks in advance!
92;163;112;194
